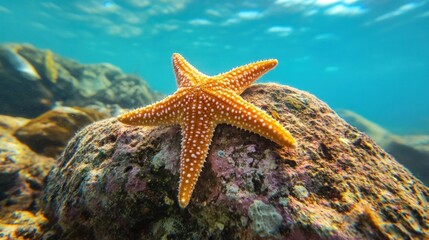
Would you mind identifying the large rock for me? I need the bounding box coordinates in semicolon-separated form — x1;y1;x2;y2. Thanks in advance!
339;110;429;185
0;211;49;240
0;107;106;238
0;115;55;239
0;43;161;118
42;84;429;239
14;106;107;158
0;45;53;117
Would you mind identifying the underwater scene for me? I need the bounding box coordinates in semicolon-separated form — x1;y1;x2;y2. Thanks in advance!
0;0;428;239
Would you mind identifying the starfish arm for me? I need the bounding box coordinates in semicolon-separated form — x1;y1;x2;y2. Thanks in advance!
178;116;215;208
172;53;207;87
211;59;278;94
211;90;296;148
118;53;295;208
117;91;185;126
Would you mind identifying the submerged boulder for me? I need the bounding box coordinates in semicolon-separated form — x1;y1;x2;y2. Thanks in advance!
0;43;161;118
339;110;429;185
0;115;55;239
0;107;106;239
42;83;429;239
14;106;107;158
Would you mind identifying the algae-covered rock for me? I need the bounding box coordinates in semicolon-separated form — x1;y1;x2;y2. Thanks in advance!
0;211;48;240
0;115;29;133
0;115;55;239
43;50;58;84
0;116;55;215
248;200;283;237
42;83;429;239
339;109;429;185
13;106;107;158
0;44;53;117
0;110;105;239
0;43;161;118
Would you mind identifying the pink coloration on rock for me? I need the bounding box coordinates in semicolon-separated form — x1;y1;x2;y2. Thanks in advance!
42;84;429;240
125;166;147;193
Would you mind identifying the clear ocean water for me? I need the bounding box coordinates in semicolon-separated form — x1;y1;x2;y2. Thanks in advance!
0;0;428;134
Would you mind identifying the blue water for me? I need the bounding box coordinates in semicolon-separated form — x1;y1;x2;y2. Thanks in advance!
1;0;428;134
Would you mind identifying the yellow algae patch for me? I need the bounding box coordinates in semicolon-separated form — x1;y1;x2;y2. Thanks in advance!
44;50;58;83
285;95;306;110
338;137;350;146
271;110;280;120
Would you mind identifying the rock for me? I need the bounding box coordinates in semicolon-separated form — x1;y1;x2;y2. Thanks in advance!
0;211;48;240
13;106;108;158
0;115;29;133
400;135;429;154
0;119;55;214
338;109;429;185
0;115;55;239
0;44;53;117
42;83;429;239
337;110;398;148
248;200;283;237
0;43;161;118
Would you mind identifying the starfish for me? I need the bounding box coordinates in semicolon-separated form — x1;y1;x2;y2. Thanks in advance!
118;54;296;208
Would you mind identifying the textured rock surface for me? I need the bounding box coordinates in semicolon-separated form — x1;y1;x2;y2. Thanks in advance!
14;106;107;158
43;84;429;239
0;44;53;117
0;211;48;240
0;115;55;239
0;43;161;118
339;110;429;185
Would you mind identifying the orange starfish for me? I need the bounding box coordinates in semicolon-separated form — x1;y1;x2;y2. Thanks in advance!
118;54;296;208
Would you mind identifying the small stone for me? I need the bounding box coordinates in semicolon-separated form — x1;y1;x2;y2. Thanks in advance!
293;185;309;199
215;222;224;231
279;197;290;207
217;150;225;157
164;196;174;206
152;151;166;170
248;200;283;237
